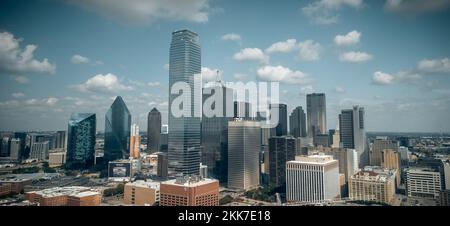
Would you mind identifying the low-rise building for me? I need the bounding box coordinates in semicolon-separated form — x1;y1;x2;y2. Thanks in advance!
160;176;219;206
25;186;101;206
124;180;160;206
406;167;442;199
349;166;396;205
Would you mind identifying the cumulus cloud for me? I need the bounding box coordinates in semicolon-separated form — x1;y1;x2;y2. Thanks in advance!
0;31;56;75
257;65;312;85
221;33;241;42
71;54;90;64
298;40;322;61
147;81;161;87
300;85;315;95
201;67;222;82
301;0;363;25
11;92;25;98
385;0;450;15
339;51;373;63
233;48;269;63
266;39;298;54
372;71;395;85
67;0;210;25
417;58;450;73
334;30;361;46
72;73;133;93
11;75;30;84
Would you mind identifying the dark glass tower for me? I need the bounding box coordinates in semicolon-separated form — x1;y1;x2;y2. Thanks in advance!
168;29;202;175
104;96;131;163
289;106;307;138
66;113;96;169
147;108;161;153
306;93;327;137
339;106;367;167
270;103;288;136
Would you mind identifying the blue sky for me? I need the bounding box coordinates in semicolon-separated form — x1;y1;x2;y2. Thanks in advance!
1;0;450;132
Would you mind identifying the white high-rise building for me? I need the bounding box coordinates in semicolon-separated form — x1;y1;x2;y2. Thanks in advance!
286;154;340;203
227;120;261;191
406;167;442;199
30;141;49;161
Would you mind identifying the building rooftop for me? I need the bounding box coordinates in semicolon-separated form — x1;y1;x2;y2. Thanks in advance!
351;169;395;183
71;191;101;198
28;186;100;198
127;180;160;190
292;154;336;165
162;177;218;188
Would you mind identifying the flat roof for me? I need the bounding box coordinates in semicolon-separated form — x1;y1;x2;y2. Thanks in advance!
162;178;218;187
291;155;336;165
127;180;160;190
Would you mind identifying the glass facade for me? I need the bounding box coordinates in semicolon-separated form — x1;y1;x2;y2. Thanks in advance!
168;29;202;175
66;113;96;169
104;96;131;163
147;108;161;153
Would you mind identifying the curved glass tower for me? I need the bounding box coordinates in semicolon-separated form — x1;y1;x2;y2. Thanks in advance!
66;113;96;169
104;96;131;163
168;29;201;175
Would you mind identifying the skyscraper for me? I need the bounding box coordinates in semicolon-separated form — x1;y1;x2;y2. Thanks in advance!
289;106;307;138
30;141;49;161
339;106;367;168
147;108;161;153
9;138;21;161
129;124;140;159
270;103;287;136
306;93;326;137
268;136;295;188
228;120;261;190
168;29;202;176
370;137;398;166
0;137;10;157
201;82;234;183
54;131;66;149
104;96;131;163
67;113;96;169
234;101;253;120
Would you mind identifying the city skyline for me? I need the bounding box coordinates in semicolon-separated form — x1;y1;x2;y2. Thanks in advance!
1;0;450;133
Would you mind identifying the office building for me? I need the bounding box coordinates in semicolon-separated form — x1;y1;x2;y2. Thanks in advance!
168;29;202;176
124;180;160;206
30;141;49;161
268;136;295;188
227;120;261;190
349;166;396;205
66;113;96;169
156;152;168;179
289;106;307;138
234;101;253;119
306;93;326;138
0;178;32;194
201;82;234;182
49;152;66;167
160;176;219;206
54;131;66;149
339;106;367;168
159;132;168;152
9;138;21;161
314;134;329;147
105;96;131;163
381;149;401;188
200;163;208;178
270;103;287;136
147;108;161;153
286;154;340;203
438;190;450;206
25;186;101;206
444;160;450;190
129;123;140;159
370;137;398;166
1;137;10;157
406;167;442;199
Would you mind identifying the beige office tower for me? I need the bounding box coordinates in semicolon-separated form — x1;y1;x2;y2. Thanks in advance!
381;149;401;188
227;120;261;191
129;123;140;159
349;166;396;205
286;154;340;204
370;137;398;166
124;180;160;206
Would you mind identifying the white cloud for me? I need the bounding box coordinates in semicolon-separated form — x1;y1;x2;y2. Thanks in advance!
11;92;25;98
339;51;373;63
385;0;450;15
417;58;450;73
45;97;58;106
301;0;363;25
11;75;30;84
201;67;222;82
257;65;312;85
298;40;322;61
221;33;241;42
334;30;361;46
233;73;248;81
301;85;315;95
147;82;161;87
335;86;345;93
72;73;133;93
372;71;395;85
71;54;90;64
233;48;269;63
67;0;210;25
0;31;56;75
266;39;298;54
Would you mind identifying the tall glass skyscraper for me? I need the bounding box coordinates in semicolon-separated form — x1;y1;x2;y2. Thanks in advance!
270;103;288;136
66;113;96;169
168;29;202;175
289;106;307;138
104;96;131;163
147;108;161;153
306;93;327;137
339;106;367;168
